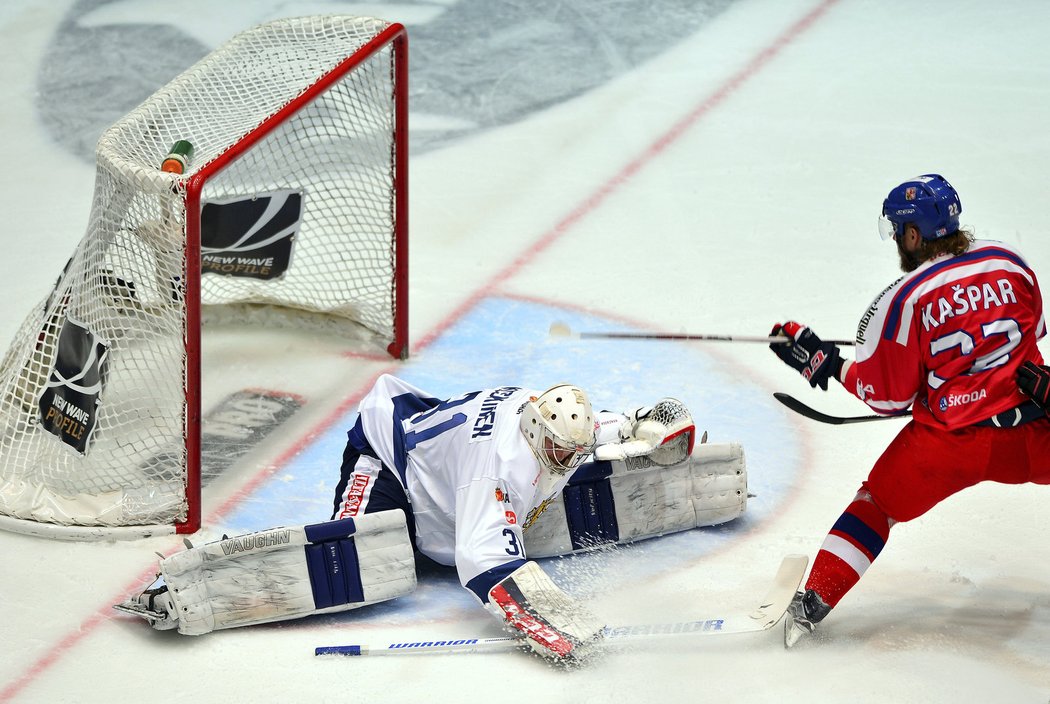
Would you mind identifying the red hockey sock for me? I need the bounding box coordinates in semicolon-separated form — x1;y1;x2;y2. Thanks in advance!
804;494;891;608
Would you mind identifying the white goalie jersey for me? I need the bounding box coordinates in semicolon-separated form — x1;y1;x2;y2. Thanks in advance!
341;375;624;600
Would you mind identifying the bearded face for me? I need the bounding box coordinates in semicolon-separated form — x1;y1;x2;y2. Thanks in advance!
896;233;921;272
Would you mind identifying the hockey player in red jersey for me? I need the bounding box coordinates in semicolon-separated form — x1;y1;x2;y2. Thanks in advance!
769;174;1050;646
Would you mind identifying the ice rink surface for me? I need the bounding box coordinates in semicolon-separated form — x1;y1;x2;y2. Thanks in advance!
2;1;1050;702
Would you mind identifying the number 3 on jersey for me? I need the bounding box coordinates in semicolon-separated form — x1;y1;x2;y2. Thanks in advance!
502;528;521;556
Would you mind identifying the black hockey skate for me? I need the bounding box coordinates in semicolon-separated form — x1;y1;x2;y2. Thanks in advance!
783;589;831;648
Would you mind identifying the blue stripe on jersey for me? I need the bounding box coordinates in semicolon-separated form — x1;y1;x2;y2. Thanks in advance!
389;392;442;482
465;559;527;602
830;511;885;559
345;416;376;457
883;246;1032;341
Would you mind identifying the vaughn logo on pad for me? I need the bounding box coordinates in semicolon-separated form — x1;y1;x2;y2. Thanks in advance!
38;317;109;454
200;189;303;280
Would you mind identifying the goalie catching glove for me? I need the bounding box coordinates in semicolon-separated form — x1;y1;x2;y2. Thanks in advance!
486;560;604;662
770;321;845;391
594;397;696;464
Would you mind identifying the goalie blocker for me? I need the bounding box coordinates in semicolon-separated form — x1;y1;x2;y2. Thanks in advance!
486;560;604;661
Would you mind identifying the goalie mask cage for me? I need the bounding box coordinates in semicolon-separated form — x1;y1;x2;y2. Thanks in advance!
0;16;408;539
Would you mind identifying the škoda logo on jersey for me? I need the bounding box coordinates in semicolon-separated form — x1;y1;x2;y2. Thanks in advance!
38;316;109;454
200;189;303;280
939;388;987;411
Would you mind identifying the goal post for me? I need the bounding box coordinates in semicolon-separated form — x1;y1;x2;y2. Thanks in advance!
0;16;408;539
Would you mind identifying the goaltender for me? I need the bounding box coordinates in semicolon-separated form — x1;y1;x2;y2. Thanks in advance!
118;374;746;662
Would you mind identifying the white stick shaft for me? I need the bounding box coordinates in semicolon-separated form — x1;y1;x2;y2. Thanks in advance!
315;555;808;657
549;322;854;346
315;638;520;657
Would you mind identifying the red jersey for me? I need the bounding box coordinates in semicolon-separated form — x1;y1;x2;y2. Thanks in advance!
840;240;1045;429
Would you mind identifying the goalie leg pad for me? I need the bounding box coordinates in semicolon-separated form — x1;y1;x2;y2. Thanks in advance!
135;509;415;635
560;475;620;549
524;443;747;558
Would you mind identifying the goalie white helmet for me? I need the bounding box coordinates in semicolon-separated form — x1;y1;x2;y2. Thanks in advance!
520;384;597;475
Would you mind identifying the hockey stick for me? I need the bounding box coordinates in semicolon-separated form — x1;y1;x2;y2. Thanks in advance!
773;392;912;425
314;554;808;657
549;322;854;347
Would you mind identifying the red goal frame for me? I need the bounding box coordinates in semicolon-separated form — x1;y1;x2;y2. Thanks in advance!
179;25;409;534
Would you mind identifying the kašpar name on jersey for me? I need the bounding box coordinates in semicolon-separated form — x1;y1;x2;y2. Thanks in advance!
921;279;1017;331
220;529;292;555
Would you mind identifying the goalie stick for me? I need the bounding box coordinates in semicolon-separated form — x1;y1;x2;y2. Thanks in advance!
314;554;808;657
549;322;855;347
773;392;912;425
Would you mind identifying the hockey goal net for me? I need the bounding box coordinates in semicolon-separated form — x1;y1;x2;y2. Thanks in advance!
0;16;408;539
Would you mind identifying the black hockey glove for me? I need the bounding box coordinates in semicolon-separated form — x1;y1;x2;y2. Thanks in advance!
1016;360;1050;411
770;321;843;391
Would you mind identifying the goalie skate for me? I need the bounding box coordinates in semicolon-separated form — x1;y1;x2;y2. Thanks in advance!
114;576;178;630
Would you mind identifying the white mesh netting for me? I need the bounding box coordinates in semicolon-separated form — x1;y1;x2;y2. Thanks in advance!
0;16;405;536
